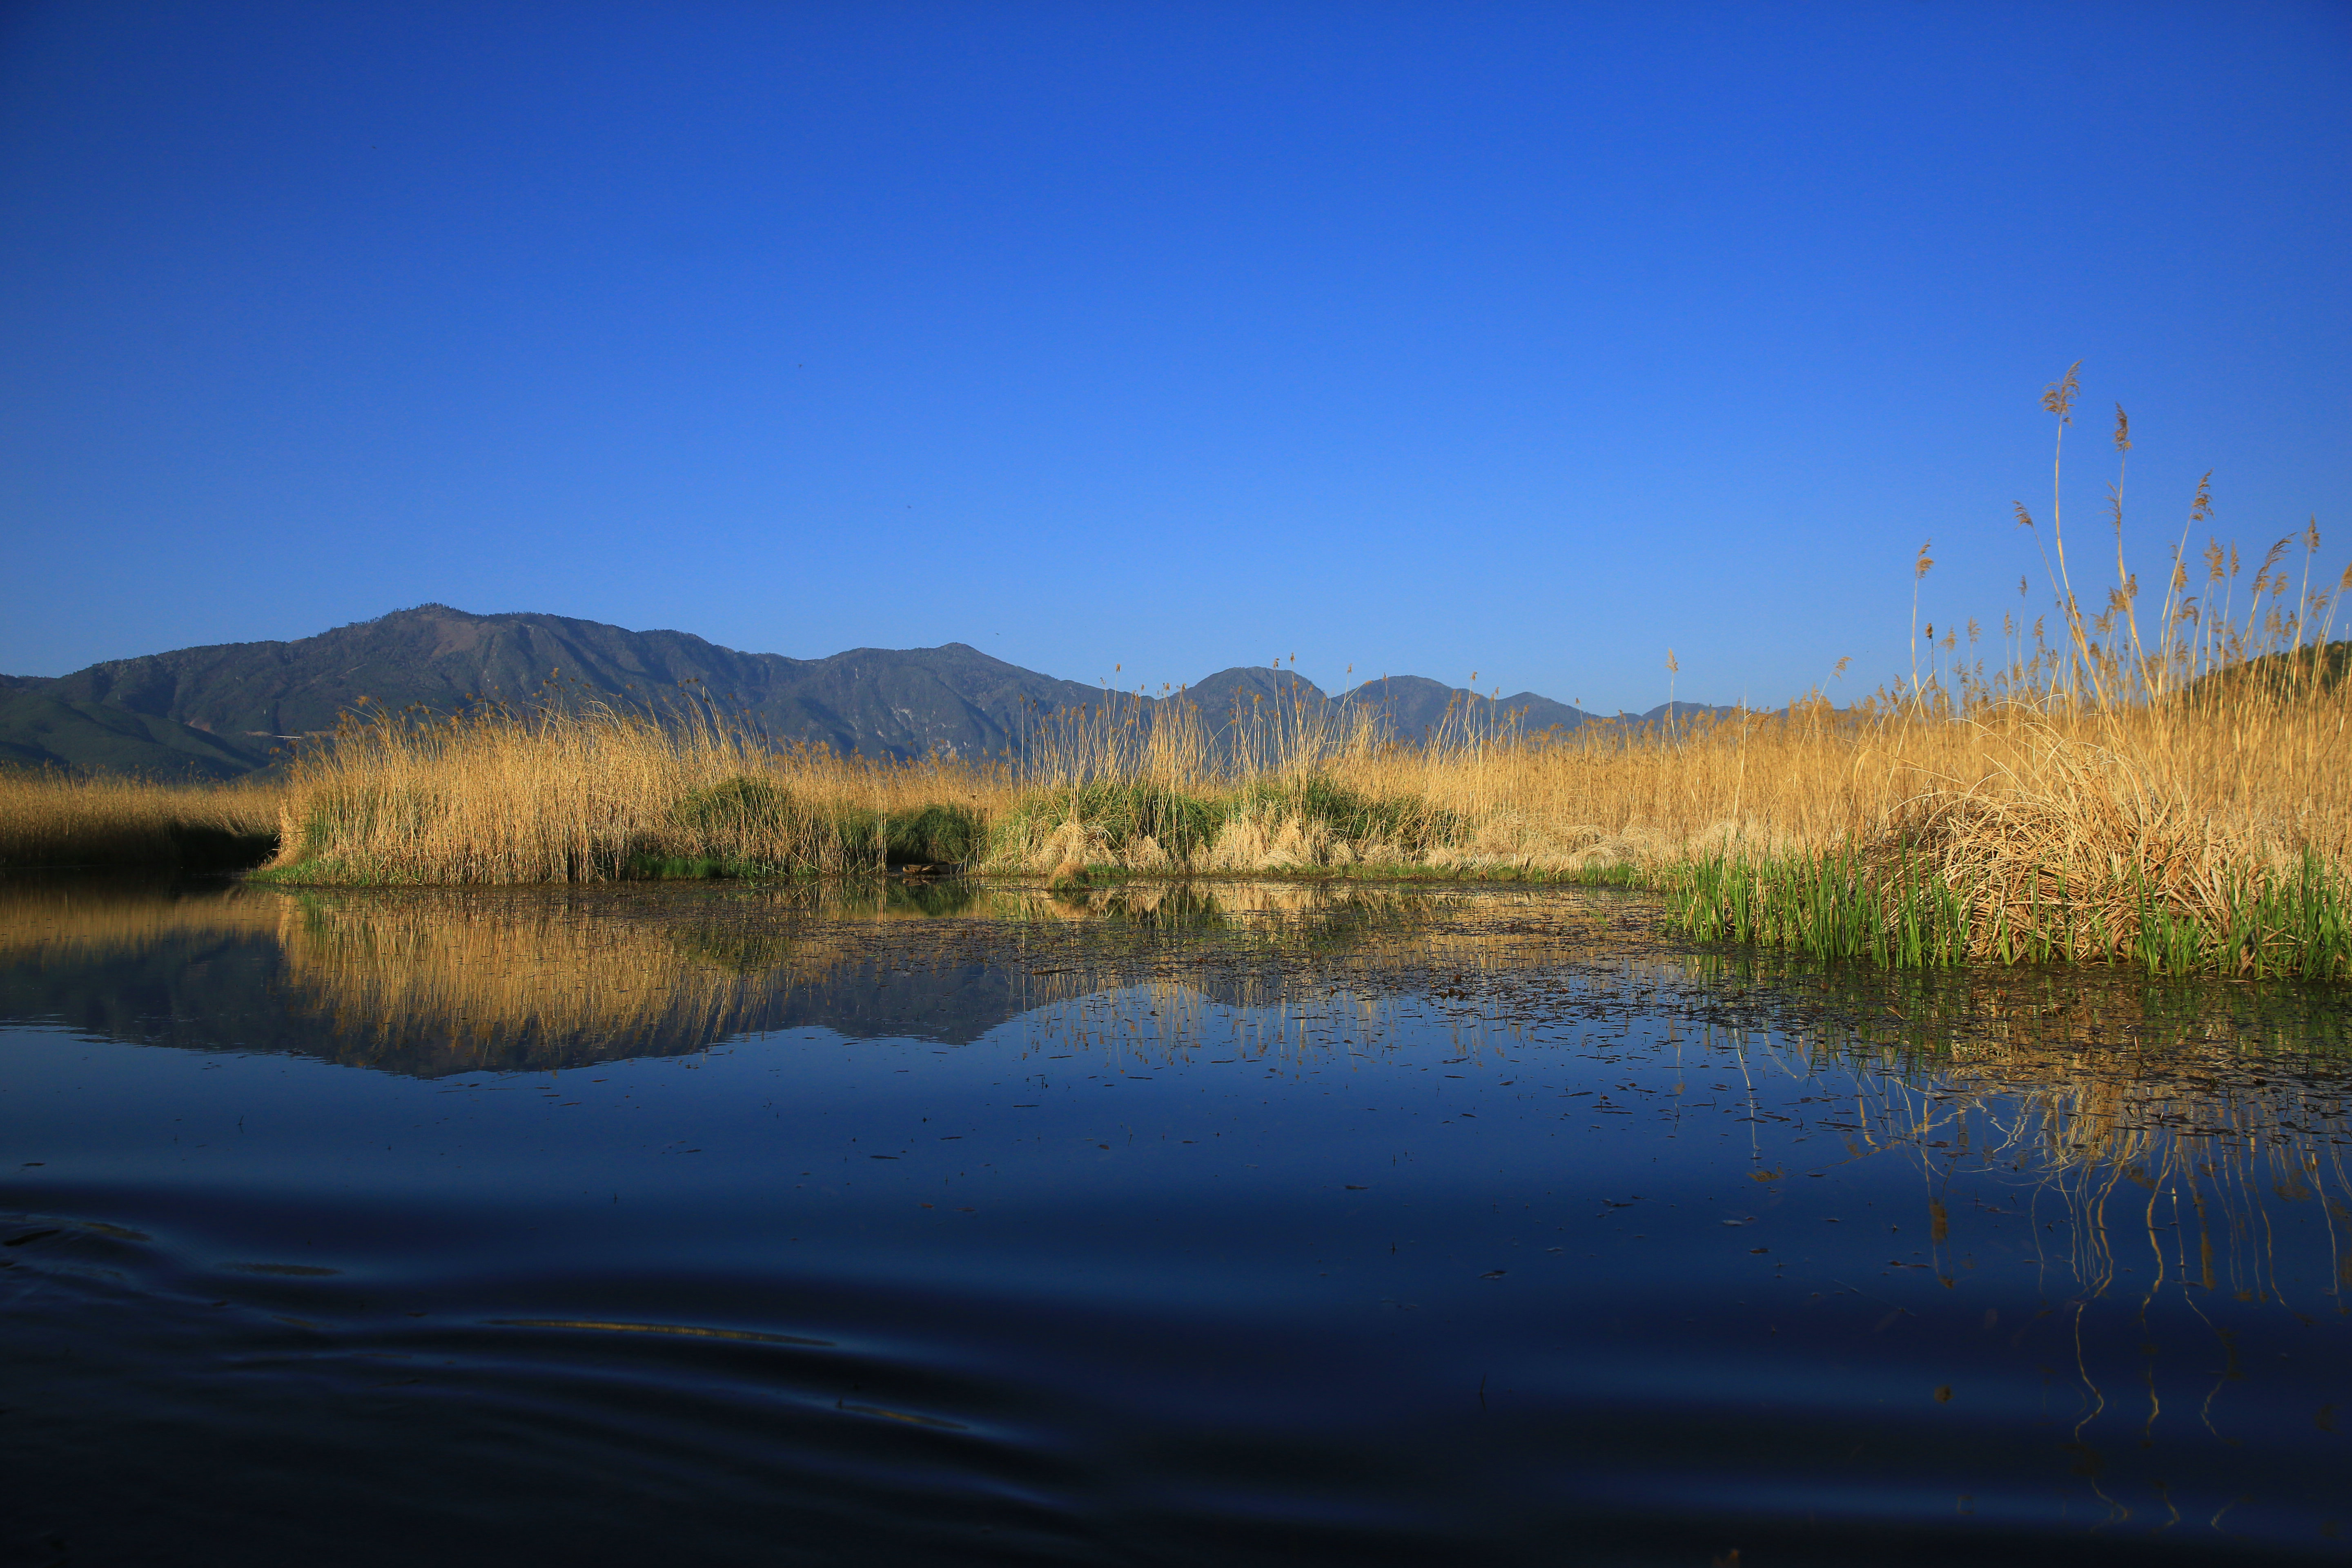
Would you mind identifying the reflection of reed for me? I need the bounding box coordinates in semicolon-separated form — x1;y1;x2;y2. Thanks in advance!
267;891;814;1071
1009;912;2352;1329
266;878;1589;1074
1834;1042;2349;1466
261;882;1207;1071
1726;969;2352;1453
0;875;1585;1076
1015;978;1417;1073
1001;883;1667;1069
0;877;1017;1072
0;878;290;960
9;879;2339;1291
1949;1049;2347;1312
991;883;1444;1062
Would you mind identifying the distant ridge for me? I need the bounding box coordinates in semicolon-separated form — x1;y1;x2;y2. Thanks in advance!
1340;674;1590;743
0;604;1727;778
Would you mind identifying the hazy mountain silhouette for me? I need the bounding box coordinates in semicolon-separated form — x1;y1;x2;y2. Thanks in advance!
0;604;1726;777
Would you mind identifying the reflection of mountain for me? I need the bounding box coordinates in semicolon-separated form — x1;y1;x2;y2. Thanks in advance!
0;878;1463;1076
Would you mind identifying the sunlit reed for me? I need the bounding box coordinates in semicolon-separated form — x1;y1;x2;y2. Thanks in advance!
0;770;281;870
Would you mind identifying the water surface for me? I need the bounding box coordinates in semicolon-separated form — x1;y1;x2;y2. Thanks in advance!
3;877;2348;1564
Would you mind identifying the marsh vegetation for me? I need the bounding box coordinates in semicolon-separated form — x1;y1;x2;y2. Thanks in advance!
0;768;280;871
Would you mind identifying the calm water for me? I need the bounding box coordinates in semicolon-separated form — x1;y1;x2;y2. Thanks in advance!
2;876;2348;1565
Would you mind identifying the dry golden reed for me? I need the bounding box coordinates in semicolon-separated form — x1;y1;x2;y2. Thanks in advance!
0;768;283;870
257;695;994;885
1655;371;2352;975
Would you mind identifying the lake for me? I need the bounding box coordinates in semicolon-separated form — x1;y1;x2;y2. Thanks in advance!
2;875;2347;1564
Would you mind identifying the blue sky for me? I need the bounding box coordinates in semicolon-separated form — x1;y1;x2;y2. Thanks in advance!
3;2;2345;710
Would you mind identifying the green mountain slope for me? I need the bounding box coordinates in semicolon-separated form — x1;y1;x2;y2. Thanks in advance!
0;689;278;778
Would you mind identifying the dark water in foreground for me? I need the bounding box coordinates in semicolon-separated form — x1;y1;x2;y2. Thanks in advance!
2;876;2349;1566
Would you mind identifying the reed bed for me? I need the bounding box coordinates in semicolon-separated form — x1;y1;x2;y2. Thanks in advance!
0;767;283;870
1644;369;2352;978
244;546;2350;978
1650;695;2352;979
990;646;2352;978
252;696;990;885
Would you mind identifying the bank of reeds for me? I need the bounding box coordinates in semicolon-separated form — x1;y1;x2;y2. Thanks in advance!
243;650;2352;983
989;632;2351;983
251;697;987;885
1653;693;2352;979
1649;368;2352;977
0;767;283;870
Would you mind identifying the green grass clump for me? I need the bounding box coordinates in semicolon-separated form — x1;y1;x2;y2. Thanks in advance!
1233;774;1462;852
664;776;981;874
624;853;777;880
646;775;809;876
1662;846;1976;967
296;784;431;861
989;773;1464;869
1663;844;2352;979
2169;852;2352;981
247;854;365;885
672;775;798;837
831;802;987;868
992;780;1225;860
1562;861;1648;888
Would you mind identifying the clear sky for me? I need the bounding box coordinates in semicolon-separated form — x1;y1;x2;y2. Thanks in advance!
3;2;2345;710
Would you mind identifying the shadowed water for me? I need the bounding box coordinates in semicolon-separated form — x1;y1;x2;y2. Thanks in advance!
2;875;2348;1565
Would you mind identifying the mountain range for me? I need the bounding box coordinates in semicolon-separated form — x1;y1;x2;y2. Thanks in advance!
0;604;1717;778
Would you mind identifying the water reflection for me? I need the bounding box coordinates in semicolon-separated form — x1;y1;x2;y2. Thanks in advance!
2;873;2347;1560
7;876;2348;1239
1728;962;2352;1321
0;875;1624;1074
